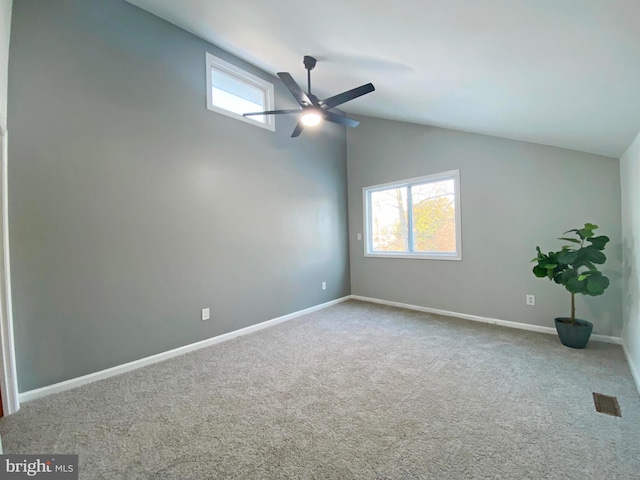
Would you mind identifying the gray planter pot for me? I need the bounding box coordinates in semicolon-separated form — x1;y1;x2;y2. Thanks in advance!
554;317;593;349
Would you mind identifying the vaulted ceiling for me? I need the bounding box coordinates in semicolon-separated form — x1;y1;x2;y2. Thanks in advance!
127;0;640;157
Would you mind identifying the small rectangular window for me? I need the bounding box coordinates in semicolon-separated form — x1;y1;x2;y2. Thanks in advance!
205;53;275;131
364;170;462;260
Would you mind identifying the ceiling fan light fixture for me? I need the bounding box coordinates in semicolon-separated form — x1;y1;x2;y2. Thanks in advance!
242;56;374;137
301;110;322;127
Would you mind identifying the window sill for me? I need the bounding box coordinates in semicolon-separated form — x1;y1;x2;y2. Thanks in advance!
364;253;462;261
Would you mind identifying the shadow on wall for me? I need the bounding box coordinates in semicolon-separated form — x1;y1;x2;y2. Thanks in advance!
576;238;623;336
584;268;622;336
622;237;638;333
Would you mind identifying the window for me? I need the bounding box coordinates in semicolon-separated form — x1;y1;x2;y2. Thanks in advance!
205;53;275;131
364;170;461;260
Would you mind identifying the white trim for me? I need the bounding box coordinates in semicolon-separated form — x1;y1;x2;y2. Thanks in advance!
19;293;629;404
19;296;350;403
0;116;19;415
363;252;461;261
349;295;622;345
364;170;461;192
363;169;462;261
622;340;640;395
205;52;275;132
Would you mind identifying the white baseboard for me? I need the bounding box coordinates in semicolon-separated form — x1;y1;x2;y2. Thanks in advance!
19;294;627;404
349;295;623;345
622;341;640;396
19;296;351;403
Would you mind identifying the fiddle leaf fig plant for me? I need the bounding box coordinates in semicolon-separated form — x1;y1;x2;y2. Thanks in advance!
531;223;610;324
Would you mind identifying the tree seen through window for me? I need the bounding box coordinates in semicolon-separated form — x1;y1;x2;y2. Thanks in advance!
367;172;459;258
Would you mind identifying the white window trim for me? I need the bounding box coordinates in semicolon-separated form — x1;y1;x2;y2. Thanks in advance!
205;52;275;131
363;169;462;261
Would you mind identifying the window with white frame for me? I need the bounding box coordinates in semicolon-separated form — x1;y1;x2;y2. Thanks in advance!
205;53;275;131
364;170;461;260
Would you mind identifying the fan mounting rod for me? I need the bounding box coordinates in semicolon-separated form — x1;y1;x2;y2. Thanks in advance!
303;55;317;94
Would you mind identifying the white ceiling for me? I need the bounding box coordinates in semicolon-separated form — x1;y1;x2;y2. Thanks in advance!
127;0;640;157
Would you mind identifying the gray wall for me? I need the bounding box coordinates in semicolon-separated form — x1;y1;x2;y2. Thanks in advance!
9;0;349;392
620;131;640;387
347;116;622;337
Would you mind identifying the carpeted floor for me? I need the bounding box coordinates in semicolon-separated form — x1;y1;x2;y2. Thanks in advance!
2;300;639;479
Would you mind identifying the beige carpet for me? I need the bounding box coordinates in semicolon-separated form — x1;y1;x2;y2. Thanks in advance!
2;300;639;479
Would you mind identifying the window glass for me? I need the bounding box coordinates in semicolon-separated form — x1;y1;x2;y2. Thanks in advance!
370;187;408;252
411;179;456;253
205;53;275;131
364;170;461;260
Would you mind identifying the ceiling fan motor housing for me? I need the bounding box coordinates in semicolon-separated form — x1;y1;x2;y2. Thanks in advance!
303;55;317;71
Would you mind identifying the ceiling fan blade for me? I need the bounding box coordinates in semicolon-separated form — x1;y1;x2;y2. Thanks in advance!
291;121;305;138
324;111;360;128
243;109;300;117
278;72;314;107
320;83;375;110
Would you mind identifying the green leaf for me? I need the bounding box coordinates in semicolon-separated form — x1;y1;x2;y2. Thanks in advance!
533;265;547;278
578;223;598;239
577;273;592;281
558;237;581;244
581;246;606;264
587;235;609;250
578;229;594;239
560;269;577;281
586;275;610;295
565;275;586;294
557;250;578;265
553;269;575;286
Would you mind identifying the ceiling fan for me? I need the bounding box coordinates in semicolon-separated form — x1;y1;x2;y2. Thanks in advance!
243;56;375;138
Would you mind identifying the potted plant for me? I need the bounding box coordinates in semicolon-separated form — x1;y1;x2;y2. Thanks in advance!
531;223;610;348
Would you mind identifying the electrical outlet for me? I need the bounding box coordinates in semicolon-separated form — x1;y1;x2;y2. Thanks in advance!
357;233;362;241
201;308;210;321
322;282;327;290
526;295;535;306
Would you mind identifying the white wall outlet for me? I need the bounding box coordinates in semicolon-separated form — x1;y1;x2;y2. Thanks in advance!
322;282;327;290
526;295;535;306
201;308;210;321
357;233;362;241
